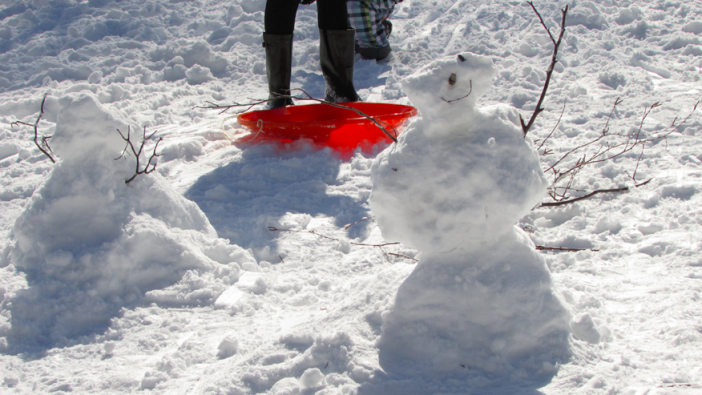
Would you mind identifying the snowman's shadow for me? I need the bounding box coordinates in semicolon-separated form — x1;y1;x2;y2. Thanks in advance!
356;370;553;395
184;142;374;261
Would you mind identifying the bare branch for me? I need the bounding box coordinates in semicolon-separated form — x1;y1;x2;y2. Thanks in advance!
527;1;556;44
535;245;600;252
521;4;569;137
631;102;662;182
536;101;567;151
115;126;162;184
267;226;416;261
539;186;629;207
388;253;418;262
344;216;374;230
538;97;686;204
10;93;55;163
536;98;693;205
195;99;268;115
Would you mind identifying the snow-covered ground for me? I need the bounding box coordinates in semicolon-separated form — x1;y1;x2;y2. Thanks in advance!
1;0;702;393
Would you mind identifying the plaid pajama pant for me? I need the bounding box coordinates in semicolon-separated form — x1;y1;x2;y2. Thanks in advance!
347;0;397;49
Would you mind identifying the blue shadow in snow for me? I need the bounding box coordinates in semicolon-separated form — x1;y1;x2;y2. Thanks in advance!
184;143;374;261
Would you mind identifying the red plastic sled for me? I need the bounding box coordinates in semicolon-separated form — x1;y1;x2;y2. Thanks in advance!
236;102;417;151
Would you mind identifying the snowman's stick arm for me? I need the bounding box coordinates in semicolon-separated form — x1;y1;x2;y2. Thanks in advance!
521;4;569;137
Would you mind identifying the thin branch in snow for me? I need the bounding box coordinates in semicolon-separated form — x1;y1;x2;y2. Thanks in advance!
520;3;569;137
344;216;374;230
115;126;162;184
630;102;662;182
267;226;416;262
538;97;696;205
539;186;629;207
388;253;418;262
196;99;268;115
11;93;55;163
535;245;600;252
535;101;567;153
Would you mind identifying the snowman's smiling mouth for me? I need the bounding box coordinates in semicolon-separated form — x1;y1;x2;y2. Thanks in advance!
441;79;473;103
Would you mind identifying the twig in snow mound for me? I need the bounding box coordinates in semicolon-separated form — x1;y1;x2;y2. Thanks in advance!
10;93;56;163
115;126;162;184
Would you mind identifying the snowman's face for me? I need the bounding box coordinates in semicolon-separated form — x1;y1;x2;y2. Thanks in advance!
400;53;498;138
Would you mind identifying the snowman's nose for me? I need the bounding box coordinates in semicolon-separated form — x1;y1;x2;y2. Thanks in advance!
448;73;457;85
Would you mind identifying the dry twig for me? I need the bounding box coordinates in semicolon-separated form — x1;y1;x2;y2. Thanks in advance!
539;186;629;207
539;98;696;205
535;245;599;252
535;101;567;154
115;126;162;184
10;93;55;163
344;216;374;230
267;226;417;262
521;3;569;137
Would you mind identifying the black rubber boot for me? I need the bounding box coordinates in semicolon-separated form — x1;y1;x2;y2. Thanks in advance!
320;29;360;103
263;33;294;108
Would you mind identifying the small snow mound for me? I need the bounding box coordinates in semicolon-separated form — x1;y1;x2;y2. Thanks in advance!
570;313;601;344
217;334;239;359
683;21;702;35
141;371;169;390
4;94;252;349
299;368;324;389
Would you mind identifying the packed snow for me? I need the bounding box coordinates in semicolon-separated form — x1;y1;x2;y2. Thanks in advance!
0;0;701;394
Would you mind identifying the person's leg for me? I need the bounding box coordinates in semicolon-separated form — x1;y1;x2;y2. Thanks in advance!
317;0;360;102
316;0;349;30
263;0;299;107
265;0;299;34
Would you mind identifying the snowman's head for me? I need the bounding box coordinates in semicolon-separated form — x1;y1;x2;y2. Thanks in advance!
402;53;497;138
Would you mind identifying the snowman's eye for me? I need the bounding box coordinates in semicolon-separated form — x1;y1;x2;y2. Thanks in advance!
448;73;457;86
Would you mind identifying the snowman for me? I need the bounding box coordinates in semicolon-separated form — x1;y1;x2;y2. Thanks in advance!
370;54;571;379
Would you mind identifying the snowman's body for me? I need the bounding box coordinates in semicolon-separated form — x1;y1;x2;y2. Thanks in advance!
370;54;571;378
